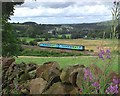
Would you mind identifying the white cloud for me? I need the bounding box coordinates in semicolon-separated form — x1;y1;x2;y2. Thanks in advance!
10;0;113;24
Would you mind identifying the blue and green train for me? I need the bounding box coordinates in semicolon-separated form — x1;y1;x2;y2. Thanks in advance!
38;43;85;51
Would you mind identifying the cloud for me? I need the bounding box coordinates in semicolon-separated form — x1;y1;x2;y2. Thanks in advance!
13;2;111;17
10;0;113;24
40;2;75;8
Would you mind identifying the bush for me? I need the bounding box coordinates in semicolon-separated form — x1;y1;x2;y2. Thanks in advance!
29;40;37;46
20;49;86;57
20;39;29;45
44;37;49;41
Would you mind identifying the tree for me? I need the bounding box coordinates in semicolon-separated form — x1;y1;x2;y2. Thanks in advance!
61;34;66;39
26;26;36;38
44;37;49;41
71;32;81;39
2;1;24;57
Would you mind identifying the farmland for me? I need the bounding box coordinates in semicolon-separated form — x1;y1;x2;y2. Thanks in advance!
39;39;118;52
20;38;118;52
16;38;119;73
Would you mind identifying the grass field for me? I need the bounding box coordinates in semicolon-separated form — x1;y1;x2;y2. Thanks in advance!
19;37;58;42
19;37;118;52
16;55;118;72
17;38;118;72
19;37;35;42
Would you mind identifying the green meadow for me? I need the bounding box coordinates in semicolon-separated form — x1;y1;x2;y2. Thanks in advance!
16;55;118;72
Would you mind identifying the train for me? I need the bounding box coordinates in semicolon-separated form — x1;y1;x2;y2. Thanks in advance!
38;43;85;51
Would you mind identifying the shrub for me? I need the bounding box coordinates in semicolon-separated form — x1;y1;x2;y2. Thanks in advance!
20;49;85;57
44;37;49;41
20;39;29;45
29;40;37;46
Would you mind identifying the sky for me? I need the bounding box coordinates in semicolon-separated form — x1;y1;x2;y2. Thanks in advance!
9;0;116;24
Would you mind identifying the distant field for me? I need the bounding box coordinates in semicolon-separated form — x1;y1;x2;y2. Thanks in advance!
40;39;118;52
19;37;56;42
19;37;118;52
19;37;35;42
16;55;118;72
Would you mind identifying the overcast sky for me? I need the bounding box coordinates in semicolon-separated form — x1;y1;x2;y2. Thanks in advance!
9;0;115;24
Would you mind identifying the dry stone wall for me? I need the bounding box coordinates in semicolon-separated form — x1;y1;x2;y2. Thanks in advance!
1;57;117;95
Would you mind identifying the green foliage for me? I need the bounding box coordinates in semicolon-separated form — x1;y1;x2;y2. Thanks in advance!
20;39;29;45
2;2;24;21
2;2;24;57
20;49;84;57
61;34;66;39
29;40;37;46
12;21;112;40
34;38;43;42
44;37;49;41
2;21;21;57
71;32;81;39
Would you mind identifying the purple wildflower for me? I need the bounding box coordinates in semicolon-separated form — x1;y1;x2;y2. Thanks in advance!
106;84;118;94
106;49;111;54
112;76;120;85
100;49;105;55
98;53;104;60
97;48;111;60
106;55;111;59
106;76;120;94
106;49;111;59
84;68;93;81
92;82;100;90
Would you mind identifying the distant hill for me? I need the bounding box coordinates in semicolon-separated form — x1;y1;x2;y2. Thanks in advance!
96;20;112;27
22;22;38;25
11;20;112;39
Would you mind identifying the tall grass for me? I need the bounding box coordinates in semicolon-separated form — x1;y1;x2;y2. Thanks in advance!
20;49;85;57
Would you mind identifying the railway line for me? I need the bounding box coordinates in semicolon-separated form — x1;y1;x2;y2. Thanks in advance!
22;45;97;56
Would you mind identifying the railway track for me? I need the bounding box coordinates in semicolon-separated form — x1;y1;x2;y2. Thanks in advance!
21;45;97;56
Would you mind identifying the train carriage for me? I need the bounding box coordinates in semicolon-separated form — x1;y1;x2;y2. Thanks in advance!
39;43;85;51
39;43;59;48
58;44;72;49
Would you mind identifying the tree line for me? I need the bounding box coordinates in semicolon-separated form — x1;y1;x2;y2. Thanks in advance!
12;21;112;39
